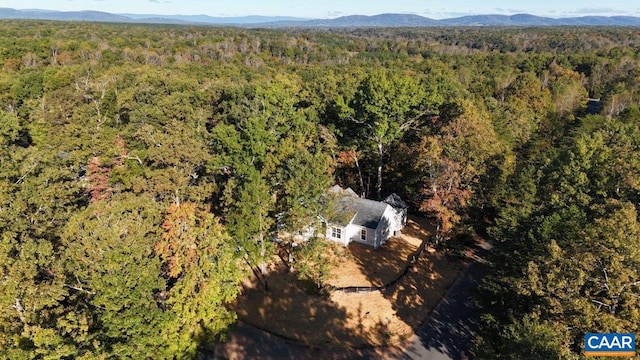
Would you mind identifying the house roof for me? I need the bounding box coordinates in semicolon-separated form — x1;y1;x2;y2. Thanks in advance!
350;197;389;229
328;185;390;229
330;197;358;226
329;185;357;197
383;193;408;210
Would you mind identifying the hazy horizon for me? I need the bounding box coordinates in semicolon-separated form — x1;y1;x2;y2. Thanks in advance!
2;0;639;20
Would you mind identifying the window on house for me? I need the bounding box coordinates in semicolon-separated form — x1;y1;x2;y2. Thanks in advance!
331;227;342;239
361;229;367;241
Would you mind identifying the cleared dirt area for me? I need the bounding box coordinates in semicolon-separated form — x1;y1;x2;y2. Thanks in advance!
231;216;463;348
327;216;433;287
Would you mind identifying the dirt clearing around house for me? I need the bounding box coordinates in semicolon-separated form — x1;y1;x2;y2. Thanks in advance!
232;215;463;348
327;216;433;287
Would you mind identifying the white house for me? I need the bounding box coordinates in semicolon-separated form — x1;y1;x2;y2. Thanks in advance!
324;185;406;249
382;193;408;229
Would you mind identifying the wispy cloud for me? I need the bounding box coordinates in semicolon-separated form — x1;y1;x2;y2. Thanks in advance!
327;11;345;18
149;0;160;3
423;7;502;18
551;7;629;18
494;8;526;14
569;7;621;14
423;10;474;19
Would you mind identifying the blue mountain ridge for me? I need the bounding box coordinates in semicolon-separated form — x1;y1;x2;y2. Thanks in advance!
1;8;639;27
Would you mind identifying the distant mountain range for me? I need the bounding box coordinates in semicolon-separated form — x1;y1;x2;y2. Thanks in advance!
119;13;308;25
1;8;640;27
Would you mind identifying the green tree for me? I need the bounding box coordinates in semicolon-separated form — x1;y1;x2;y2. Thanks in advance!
414;98;501;239
155;201;246;355
292;237;336;290
478;112;640;357
61;194;170;358
225;168;274;281
212;76;332;279
345;69;440;198
476;314;574;360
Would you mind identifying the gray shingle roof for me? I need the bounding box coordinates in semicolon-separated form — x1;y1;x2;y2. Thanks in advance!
350;197;389;229
329;186;390;229
383;193;408;210
330;197;358;226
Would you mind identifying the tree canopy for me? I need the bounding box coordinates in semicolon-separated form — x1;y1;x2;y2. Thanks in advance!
0;20;639;358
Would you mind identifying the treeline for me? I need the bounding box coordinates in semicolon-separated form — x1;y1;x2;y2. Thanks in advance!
477;109;640;358
0;20;638;358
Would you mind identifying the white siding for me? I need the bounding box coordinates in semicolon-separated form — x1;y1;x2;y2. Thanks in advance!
389;208;405;234
345;223;361;245
326;225;348;246
324;201;405;249
350;225;376;247
374;205;395;248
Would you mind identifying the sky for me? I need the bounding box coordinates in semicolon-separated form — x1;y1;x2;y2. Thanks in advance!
2;0;639;19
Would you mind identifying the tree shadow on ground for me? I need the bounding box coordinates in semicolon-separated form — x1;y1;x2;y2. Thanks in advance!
341;214;489;359
329;216;434;288
323;214;470;351
206;319;390;359
330;239;416;287
207;216;486;359
391;236;492;360
207;258;396;359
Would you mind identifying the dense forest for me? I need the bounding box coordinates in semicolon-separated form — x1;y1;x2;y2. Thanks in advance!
0;20;638;358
